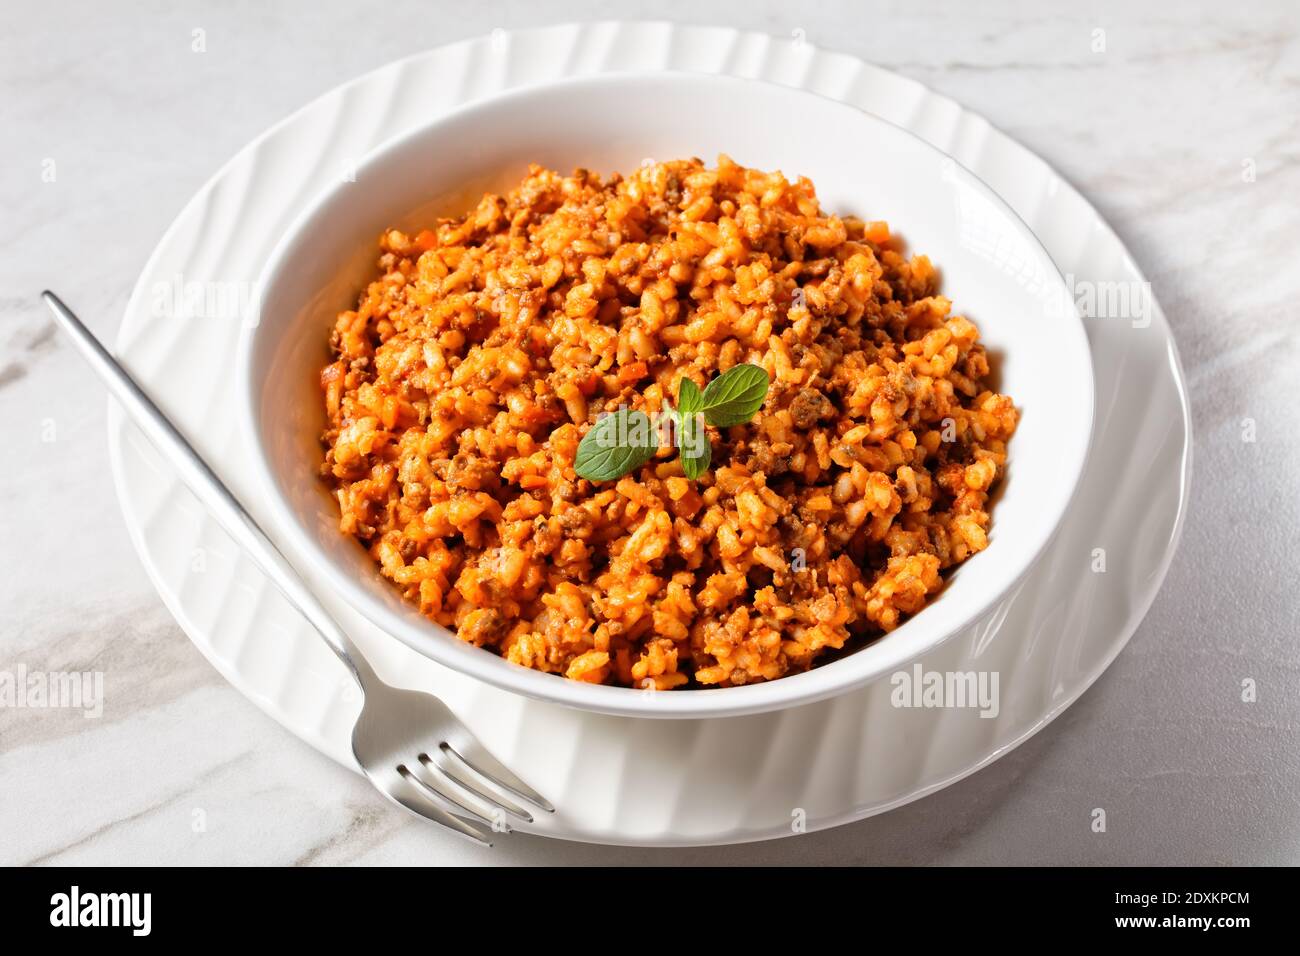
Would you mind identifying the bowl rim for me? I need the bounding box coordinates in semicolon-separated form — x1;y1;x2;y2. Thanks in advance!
236;69;1095;719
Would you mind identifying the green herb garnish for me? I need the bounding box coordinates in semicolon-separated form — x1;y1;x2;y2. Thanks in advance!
677;405;712;479
699;362;771;427
573;364;770;483
572;408;659;482
677;376;704;417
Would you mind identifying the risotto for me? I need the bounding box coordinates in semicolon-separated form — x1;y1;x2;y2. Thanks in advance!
320;156;1018;689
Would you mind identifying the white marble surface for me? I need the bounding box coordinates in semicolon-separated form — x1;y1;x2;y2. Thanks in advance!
2;0;1298;865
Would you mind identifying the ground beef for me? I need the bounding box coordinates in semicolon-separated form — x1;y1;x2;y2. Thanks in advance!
789;388;836;428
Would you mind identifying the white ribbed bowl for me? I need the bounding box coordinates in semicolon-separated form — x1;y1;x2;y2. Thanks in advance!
239;71;1093;719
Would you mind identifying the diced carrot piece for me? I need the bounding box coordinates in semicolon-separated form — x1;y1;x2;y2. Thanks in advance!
617;361;648;384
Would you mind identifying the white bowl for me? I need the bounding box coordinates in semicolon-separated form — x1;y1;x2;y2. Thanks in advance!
239;72;1093;720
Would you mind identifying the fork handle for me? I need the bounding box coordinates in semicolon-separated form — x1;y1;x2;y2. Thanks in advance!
43;291;373;689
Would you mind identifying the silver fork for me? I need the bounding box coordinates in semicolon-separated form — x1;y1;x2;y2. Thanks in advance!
43;291;553;846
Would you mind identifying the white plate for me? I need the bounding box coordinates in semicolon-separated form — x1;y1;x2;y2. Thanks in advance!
108;21;1190;846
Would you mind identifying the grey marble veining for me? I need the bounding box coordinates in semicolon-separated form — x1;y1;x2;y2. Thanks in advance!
2;0;1297;865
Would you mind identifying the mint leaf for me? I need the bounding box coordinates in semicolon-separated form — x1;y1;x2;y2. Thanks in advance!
700;363;770;427
574;409;658;482
677;410;711;480
568;367;766;485
678;376;704;416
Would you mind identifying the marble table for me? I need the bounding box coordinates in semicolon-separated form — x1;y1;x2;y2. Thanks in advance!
2;0;1297;865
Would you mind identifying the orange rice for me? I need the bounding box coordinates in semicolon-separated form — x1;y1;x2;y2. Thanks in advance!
320;156;1018;689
